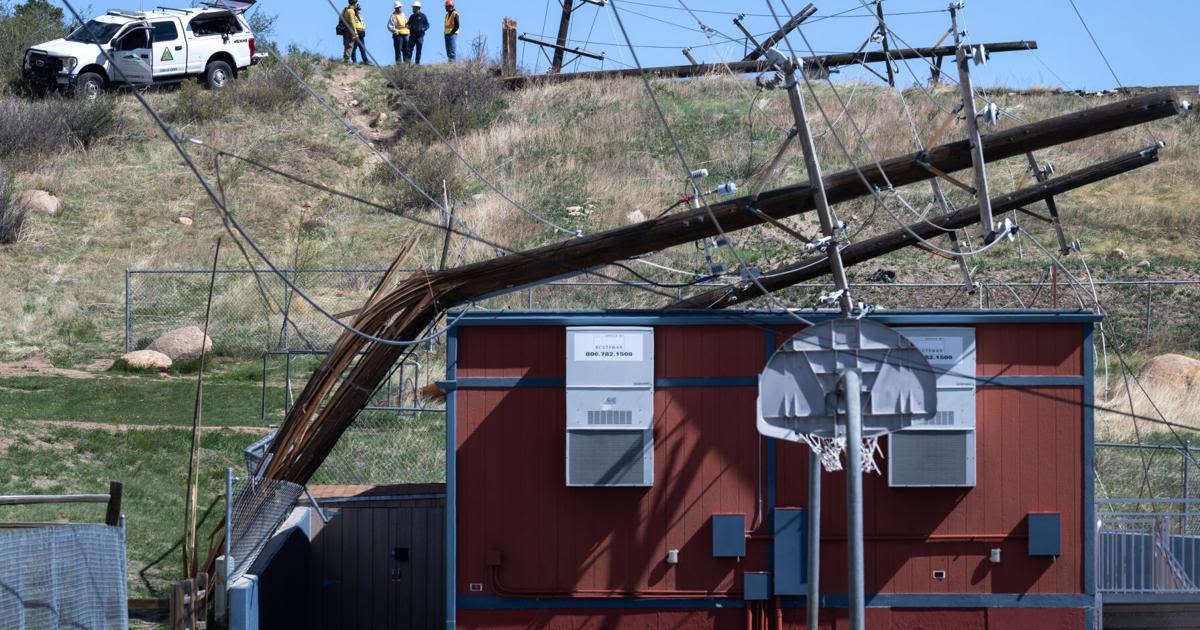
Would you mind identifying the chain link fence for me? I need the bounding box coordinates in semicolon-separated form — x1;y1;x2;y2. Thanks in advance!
0;524;128;629
226;477;305;586
126;268;1200;356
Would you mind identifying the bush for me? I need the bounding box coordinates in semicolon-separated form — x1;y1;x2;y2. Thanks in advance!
370;142;465;214
0;169;28;244
0;94;120;161
165;79;231;125
227;49;314;112
0;0;68;90
380;62;507;143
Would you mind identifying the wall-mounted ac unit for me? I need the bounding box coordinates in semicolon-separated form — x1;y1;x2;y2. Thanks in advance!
889;327;977;488
565;327;654;487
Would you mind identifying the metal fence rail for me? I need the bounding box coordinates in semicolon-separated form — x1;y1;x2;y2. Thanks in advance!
1098;499;1200;595
125;268;1200;356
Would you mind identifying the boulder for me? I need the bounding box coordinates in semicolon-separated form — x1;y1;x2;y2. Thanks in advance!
1138;354;1200;394
1136;260;1151;269
1107;248;1130;262
370;112;387;128
177;217;193;226
625;210;647;224
117;350;172;371
147;326;213;363
18;190;59;215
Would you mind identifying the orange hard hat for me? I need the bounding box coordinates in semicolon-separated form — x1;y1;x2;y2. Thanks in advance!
445;0;453;6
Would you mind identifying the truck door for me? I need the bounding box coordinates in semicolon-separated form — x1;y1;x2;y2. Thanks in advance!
111;24;154;85
150;19;185;76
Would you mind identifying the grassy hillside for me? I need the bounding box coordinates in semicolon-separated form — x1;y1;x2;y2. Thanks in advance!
0;58;1196;600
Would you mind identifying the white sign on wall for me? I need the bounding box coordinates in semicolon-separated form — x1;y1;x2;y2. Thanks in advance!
572;331;644;361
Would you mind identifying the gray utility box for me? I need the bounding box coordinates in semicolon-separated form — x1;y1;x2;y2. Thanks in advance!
889;327;978;488
565;327;655;487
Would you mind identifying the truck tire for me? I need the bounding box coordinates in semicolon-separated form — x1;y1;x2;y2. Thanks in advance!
204;60;233;90
75;72;105;100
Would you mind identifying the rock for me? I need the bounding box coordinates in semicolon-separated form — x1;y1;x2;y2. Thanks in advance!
1139;354;1200;394
117;350;172;371
349;99;360;107
1136;260;1151;269
147;326;213;363
471;193;485;201
18;190;59;215
370;112;387;128
1108;248;1130;262
625;210;646;224
177;217;193;226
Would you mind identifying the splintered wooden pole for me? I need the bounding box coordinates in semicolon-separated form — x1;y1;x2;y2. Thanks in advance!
501;18;517;75
671;146;1162;309
951;5;996;242
875;0;895;87
184;237;221;579
929;177;975;292
551;0;574;73
785;59;853;314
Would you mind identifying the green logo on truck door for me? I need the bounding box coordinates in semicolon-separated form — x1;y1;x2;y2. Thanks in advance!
161;49;174;62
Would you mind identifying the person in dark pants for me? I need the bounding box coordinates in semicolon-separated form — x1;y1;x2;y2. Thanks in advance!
387;1;410;64
443;0;459;62
407;0;430;65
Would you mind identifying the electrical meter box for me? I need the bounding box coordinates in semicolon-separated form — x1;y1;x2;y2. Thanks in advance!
889;327;977;487
565;327;655;487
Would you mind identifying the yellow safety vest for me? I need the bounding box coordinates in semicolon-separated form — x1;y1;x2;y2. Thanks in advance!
445;10;459;35
390;12;410;36
342;6;365;32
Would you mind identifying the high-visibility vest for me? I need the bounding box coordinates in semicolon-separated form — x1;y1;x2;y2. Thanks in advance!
444;10;459;35
343;6;365;32
390;12;410;36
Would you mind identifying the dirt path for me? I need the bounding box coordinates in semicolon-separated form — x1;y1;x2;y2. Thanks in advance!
324;64;391;147
0;357;103;380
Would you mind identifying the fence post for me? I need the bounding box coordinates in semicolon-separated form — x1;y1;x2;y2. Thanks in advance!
281;270;292;353
1185;440;1192;533
125;270;133;353
1145;281;1153;337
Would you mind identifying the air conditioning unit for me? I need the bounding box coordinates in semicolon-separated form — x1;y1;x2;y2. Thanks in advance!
565;327;655;487
889;327;977;488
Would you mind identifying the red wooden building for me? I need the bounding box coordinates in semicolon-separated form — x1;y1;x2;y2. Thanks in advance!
443;310;1098;629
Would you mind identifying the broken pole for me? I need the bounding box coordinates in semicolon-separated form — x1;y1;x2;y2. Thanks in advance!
682;47;699;66
670;145;1163;309
502;40;1038;87
551;0;574;73
519;35;605;63
950;3;997;243
501;18;517;76
745;3;818;61
1026;152;1071;255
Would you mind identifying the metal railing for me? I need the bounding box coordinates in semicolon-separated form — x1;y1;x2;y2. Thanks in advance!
124;268;1200;356
1097;499;1200;595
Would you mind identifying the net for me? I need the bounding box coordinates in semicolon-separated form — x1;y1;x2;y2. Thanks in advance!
227;478;305;584
0;524;128;630
799;435;884;474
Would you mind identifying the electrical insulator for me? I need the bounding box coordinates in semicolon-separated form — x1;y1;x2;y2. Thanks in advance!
689;169;709;180
972;45;989;66
713;182;738;196
978;102;999;126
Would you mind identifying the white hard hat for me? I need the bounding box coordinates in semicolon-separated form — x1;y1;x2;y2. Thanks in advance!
395;1;402;6
412;0;421;6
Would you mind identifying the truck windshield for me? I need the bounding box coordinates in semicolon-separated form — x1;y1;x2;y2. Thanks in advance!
65;20;123;44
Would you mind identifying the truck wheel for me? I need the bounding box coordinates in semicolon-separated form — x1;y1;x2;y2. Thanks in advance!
75;72;105;100
204;60;233;90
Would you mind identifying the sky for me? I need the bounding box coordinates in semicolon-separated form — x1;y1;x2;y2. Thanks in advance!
100;0;1195;90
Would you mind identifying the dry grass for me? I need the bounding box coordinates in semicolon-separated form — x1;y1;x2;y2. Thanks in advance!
1096;379;1200;442
0;62;1196;363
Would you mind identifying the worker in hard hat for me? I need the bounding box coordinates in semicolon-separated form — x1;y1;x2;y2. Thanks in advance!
340;0;368;64
387;1;411;64
407;0;430;65
444;0;460;62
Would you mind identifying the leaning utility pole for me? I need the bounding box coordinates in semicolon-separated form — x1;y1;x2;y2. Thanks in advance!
950;2;997;243
875;0;895;87
551;0;574;73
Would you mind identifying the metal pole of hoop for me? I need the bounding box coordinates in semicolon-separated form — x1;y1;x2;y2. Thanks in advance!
842;368;866;630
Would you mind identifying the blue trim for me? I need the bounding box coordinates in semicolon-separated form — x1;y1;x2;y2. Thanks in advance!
455;376;564;389
457;593;1093;610
764;327;777;579
979;376;1087;388
450;310;1103;328
657;376;758;388
1082;323;1096;601
445;327;458;630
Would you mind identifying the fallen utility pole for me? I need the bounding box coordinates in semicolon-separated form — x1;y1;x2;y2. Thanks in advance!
518;35;605;64
950;4;997;243
551;0;574;73
503;40;1038;88
874;0;895;87
255;92;1179;488
670;145;1163;309
743;4;818;61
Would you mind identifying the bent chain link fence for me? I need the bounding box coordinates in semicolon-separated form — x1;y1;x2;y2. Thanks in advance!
227;477;305;585
0;524;128;630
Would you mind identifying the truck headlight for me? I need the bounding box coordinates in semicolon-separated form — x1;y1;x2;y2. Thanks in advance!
62;57;78;72
22;50;32;70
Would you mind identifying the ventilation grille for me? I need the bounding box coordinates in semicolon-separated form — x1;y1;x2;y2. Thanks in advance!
930;410;956;426
889;430;974;487
587;410;634;425
567;429;651;486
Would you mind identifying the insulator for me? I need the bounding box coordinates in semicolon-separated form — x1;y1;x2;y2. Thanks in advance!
714;182;738;196
689;169;709;180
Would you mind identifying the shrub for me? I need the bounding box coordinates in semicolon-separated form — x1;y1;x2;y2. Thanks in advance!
165;79;231;125
0;169;28;244
0;94;121;161
0;0;68;90
228;49;314;113
380;62;507;143
370;143;465;214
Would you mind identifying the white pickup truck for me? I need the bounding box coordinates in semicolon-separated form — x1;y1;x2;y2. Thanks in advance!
22;1;263;99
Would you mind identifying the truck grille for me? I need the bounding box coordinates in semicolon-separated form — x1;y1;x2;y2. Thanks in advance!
26;52;64;81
